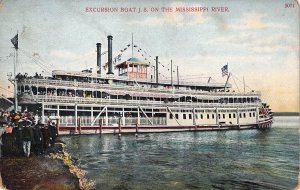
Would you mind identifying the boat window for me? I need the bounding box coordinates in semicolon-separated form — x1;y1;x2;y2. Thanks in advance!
218;114;220;119
212;114;215;119
223;114;225;119
249;113;252;117
243;113;246;118
233;113;236;118
229;114;231;119
175;114;179;119
207;114;210;119
239;113;242;118
170;114;173;119
253;112;255;117
189;114;192;119
183;114;186;119
201;114;203;119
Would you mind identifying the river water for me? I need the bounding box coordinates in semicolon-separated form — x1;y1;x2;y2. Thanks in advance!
61;116;299;190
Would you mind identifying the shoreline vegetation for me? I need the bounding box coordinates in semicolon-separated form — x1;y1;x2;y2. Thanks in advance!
0;141;95;190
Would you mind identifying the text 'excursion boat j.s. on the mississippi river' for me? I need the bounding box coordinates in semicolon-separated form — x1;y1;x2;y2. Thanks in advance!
9;34;273;134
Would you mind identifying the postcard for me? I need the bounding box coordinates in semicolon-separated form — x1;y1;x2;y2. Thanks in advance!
0;0;299;190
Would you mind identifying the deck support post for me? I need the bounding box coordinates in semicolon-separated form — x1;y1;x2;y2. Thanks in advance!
237;108;240;128
137;106;140;126
192;108;196;126
122;107;125;126
91;106;93;126
99;118;103;135
152;107;154;125
105;107;108;127
75;103;78;133
256;106;259;123
56;118;60;136
118;117;122;137
135;118;139;134
216;108;219;128
42;102;45;124
57;105;60;117
78;117;81;134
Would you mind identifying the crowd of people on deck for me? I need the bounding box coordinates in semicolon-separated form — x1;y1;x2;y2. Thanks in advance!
0;111;58;158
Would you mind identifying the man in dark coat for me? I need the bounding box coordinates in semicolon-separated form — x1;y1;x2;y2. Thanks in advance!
48;122;58;147
12;123;23;156
22;120;34;157
41;125;50;150
32;124;44;155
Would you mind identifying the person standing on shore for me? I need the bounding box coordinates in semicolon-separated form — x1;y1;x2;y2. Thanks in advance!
12;123;23;156
33;123;44;155
22;120;34;157
0;123;7;158
48;122;58;147
41;124;50;150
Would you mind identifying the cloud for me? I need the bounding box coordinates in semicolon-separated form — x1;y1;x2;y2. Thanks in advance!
242;12;266;29
206;32;298;54
50;50;80;60
143;12;185;26
128;2;209;27
230;12;288;30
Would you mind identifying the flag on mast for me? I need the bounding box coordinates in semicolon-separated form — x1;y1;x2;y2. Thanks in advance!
221;64;228;77
11;34;18;49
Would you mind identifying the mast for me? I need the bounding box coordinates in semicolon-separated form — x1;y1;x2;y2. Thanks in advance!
131;33;133;58
155;56;158;84
171;60;173;86
243;76;245;93
10;32;19;111
177;65;179;87
14;47;18;111
224;73;231;91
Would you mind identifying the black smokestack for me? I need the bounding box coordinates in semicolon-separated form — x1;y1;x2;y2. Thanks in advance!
156;56;158;84
107;35;114;75
96;43;101;74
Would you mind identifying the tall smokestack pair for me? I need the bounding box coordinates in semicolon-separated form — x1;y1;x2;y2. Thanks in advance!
96;35;114;75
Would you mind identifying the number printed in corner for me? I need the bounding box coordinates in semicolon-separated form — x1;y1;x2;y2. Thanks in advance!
285;3;295;8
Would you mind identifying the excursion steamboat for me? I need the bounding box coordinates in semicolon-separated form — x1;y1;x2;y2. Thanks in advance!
14;35;273;134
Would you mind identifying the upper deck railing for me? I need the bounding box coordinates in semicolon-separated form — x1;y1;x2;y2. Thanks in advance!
19;78;261;97
19;94;260;109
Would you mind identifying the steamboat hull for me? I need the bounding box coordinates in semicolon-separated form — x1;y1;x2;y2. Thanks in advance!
57;118;273;135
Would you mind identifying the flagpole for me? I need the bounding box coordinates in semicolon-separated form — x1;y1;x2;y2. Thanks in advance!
243;76;245;93
170;60;173;87
131;32;133;58
14;46;18;111
177;65;179;87
224;72;231;91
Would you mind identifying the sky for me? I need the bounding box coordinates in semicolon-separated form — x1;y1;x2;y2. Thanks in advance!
0;0;299;112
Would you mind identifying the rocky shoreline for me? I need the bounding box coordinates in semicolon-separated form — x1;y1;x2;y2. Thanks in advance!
0;142;94;190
